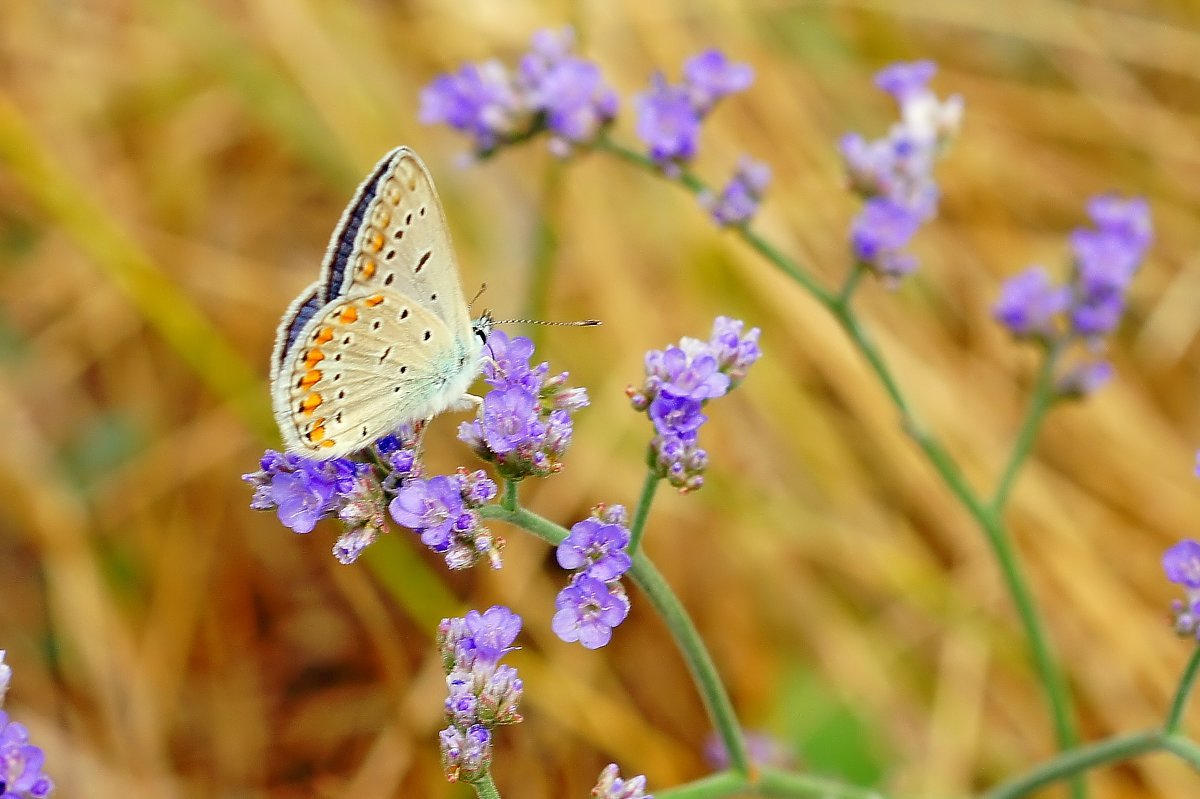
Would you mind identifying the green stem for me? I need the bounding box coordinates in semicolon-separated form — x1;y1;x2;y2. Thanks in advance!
501;480;518;512
628;470;660;554
1166;646;1200;734
629;554;750;775
1162;734;1200;769
479;502;751;775
469;771;502;799
981;730;1162;799
978;507;1081;793
991;344;1062;513
838;262;867;306
588;133;1081;794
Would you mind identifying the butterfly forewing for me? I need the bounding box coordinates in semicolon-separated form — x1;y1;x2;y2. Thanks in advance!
272;290;473;459
324;148;474;344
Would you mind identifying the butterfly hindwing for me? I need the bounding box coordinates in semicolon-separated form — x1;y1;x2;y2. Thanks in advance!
271;290;478;459
322;148;474;346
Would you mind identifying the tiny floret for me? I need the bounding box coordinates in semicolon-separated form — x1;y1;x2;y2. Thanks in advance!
592;763;652;799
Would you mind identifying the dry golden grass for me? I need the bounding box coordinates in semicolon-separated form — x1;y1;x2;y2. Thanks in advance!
2;1;1200;796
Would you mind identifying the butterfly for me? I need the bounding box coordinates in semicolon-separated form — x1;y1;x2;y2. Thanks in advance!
270;147;492;459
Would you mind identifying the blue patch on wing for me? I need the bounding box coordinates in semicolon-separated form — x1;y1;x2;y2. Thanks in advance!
323;156;392;301
279;290;324;369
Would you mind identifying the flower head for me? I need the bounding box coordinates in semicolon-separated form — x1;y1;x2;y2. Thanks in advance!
438;607;524;783
704;157;771;227
0;712;54;798
390;471;502;570
461;330;588;480
994;267;1071;340
552;575;630;649
629;318;760;492
635;75;702;166
557;518;632;582
592;763;652;799
419;61;523;154
1165;539;1200;639
850;197;920;283
243;452;364;534
683;50;754;114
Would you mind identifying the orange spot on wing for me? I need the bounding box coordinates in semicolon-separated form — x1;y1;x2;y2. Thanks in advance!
304;348;325;369
359;258;376;279
299;393;323;415
299;369;322;389
365;294;385;307
320;439;335;449
338;305;359;324
315;326;334;344
366;230;384;253
309;423;326;442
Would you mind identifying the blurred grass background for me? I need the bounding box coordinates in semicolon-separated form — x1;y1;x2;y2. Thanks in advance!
2;0;1200;796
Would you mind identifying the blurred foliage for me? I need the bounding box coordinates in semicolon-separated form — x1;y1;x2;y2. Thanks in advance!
2;1;1200;797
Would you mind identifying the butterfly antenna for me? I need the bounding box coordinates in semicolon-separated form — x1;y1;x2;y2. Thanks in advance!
491;318;602;327
470;283;488;309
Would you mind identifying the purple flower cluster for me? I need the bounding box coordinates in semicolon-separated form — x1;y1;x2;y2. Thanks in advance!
840;60;962;284
703;156;772;228
628;317;761;492
437;607;524;784
0;652;54;799
420;27;617;157
552;505;633;649
1164;539;1200;639
592;763;652;799
635;50;753;169
390;469;501;570
245;427;425;564
993;195;1151;398
459;331;588;480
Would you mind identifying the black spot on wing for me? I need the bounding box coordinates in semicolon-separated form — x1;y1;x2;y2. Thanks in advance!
323;156;392;301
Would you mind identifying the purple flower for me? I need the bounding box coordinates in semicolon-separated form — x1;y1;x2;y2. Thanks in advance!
244;452;363;534
648;393;707;438
683;49;754;114
440;723;492;783
652;432;709;493
419;61;522;154
592;763;652;799
480;387;542;455
994;267;1070;340
1165;539;1200;639
390;475;465;547
708;316;762;386
850;197;920;282
476;664;524;726
552;576;630;649
463;330;587;480
1165;540;1200;589
630;318;760;492
557;518;632;581
463;606;523;663
531;58;618;155
1087;194;1152;251
705;156;771;227
874;60;937;101
646;347;730;402
0;712;54;798
636;75;701;165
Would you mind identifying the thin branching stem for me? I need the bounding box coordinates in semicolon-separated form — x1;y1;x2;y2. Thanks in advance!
478;501;751;775
628;469;660;554
1166;647;1200;734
